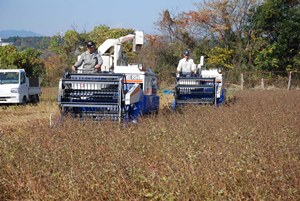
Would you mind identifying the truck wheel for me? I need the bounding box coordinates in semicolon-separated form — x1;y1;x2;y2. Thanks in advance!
21;96;27;105
34;95;40;103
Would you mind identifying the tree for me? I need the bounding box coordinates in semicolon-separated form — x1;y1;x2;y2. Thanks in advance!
88;26;135;58
252;0;300;71
155;1;259;71
49;30;83;65
49;34;64;55
254;43;280;71
0;45;19;68
43;54;65;87
18;48;45;77
62;30;83;65
0;45;45;77
184;0;258;70
206;47;235;69
156;10;196;50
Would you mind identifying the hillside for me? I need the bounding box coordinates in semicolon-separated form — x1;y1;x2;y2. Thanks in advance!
0;30;42;38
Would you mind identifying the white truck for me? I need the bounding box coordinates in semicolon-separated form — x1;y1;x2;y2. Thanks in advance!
0;69;41;104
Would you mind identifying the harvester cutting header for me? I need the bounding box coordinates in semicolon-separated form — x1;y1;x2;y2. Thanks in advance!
173;55;226;108
58;31;159;121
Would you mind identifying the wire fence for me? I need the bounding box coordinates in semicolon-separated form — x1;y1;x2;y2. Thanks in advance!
225;71;300;90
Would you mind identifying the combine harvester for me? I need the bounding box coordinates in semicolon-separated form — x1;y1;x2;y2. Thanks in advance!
172;56;226;109
58;31;159;121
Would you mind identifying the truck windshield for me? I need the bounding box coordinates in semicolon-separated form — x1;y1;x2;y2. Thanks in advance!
0;72;19;84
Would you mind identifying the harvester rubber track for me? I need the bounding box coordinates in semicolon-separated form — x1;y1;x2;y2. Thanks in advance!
58;73;126;121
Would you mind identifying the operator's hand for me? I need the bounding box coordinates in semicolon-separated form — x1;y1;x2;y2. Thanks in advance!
72;65;77;71
95;64;101;72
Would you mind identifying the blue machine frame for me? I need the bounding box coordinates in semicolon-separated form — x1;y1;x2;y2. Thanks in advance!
58;72;159;121
172;76;226;109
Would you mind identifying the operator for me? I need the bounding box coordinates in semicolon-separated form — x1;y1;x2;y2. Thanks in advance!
72;41;103;73
177;50;196;77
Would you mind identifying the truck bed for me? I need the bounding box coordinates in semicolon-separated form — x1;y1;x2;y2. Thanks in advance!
29;86;41;96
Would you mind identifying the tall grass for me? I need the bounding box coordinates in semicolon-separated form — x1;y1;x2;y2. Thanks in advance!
0;89;299;200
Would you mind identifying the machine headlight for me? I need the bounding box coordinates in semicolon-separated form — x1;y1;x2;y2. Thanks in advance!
11;88;19;93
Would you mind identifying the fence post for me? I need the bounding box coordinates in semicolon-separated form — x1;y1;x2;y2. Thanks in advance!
287;72;292;90
261;78;265;89
241;73;244;90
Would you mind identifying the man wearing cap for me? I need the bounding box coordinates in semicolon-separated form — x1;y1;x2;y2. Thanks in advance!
177;50;196;77
72;41;103;73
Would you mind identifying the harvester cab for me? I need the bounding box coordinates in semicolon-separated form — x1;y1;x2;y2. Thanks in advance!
173;56;226;109
58;31;159;121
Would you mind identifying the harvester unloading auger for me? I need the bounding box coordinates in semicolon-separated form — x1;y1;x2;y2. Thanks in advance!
172;56;226;109
58;31;159;121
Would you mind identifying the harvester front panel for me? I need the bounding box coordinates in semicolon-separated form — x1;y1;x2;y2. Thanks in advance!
58;73;126;121
175;77;218;106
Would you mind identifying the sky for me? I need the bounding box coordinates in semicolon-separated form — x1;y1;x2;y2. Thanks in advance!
0;0;200;36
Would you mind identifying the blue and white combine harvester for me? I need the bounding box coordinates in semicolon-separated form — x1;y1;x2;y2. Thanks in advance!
173;56;226;108
58;31;159;121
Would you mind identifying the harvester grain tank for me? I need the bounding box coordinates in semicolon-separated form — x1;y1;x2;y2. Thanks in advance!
173;56;226;108
57;31;159;121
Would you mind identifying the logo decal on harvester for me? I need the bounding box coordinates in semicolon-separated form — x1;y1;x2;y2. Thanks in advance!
131;75;139;80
